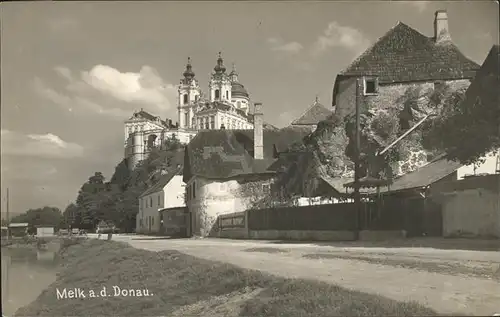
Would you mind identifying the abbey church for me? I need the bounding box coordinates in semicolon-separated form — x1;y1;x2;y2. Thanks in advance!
123;53;258;170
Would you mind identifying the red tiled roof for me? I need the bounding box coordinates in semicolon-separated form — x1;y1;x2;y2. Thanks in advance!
183;127;310;181
292;101;333;126
339;22;479;84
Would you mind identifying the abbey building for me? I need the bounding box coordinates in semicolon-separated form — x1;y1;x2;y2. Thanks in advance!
124;53;255;170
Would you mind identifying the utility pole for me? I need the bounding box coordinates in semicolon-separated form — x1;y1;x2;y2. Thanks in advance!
6;188;10;224
354;79;362;240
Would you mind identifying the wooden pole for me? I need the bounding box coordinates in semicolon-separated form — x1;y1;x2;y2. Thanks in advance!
354;79;362;240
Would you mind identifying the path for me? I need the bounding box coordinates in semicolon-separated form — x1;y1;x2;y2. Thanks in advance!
104;235;500;316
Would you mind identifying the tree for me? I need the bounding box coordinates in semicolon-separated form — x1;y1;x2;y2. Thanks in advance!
10;207;64;233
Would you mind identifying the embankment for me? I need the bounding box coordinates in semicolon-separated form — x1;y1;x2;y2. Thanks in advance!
15;239;441;317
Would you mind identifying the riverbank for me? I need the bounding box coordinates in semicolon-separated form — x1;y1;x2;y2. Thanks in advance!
12;239;442;317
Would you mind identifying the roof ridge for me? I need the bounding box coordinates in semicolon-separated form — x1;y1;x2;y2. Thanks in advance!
291;100;331;125
340;21;411;76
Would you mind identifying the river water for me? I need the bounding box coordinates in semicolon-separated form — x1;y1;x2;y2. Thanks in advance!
1;247;58;316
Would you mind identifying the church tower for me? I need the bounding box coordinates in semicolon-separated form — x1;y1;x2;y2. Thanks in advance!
178;57;201;129
209;52;232;103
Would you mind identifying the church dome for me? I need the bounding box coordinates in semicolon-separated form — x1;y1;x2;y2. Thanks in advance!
231;82;249;98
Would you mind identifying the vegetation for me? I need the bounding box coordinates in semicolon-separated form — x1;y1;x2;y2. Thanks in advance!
15;240;439;317
8;206;64;234
61;136;183;232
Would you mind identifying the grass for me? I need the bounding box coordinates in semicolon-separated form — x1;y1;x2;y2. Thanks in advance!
244;247;291;254
15;239;442;317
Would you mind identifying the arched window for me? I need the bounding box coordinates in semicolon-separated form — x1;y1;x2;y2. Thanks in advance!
226;91;229;99
183;94;188;104
215;89;220;100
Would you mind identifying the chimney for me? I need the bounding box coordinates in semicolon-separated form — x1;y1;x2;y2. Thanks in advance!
253;102;264;160
434;10;451;44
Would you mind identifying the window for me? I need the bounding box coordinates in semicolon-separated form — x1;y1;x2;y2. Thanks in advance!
184;113;189;128
192;182;196;199
210;116;215;129
152;217;154;226
205;120;209;129
192;118;196;129
262;184;270;192
215;89;220;100
141;198;144;210
183;94;188;104
150;196;153;207
363;77;378;95
158;195;161;206
225;91;229;99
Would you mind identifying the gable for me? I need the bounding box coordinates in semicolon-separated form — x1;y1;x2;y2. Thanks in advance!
292;102;333;126
339;23;479;84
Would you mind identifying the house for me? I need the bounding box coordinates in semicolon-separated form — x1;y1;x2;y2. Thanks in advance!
160;206;188;237
376;151;499;238
183;102;311;236
36;226;55;237
291;97;333;132
332;10;479;121
136;165;186;234
8;223;29;237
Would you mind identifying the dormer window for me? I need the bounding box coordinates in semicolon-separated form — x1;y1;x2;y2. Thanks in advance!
363;77;378;95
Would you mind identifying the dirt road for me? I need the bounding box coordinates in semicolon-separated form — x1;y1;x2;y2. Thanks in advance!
107;235;500;316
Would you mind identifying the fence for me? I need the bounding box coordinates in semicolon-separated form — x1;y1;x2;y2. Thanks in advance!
218;212;245;229
215;196;438;240
248;203;357;231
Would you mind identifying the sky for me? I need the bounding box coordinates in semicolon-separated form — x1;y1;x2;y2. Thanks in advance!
1;1;498;215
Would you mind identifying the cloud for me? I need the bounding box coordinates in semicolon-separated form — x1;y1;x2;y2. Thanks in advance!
34;76;131;119
267;37;304;54
311;21;370;56
1;129;84;159
54;66;73;81
408;1;429;13
35;64;176;120
266;22;369;71
81;65;175;110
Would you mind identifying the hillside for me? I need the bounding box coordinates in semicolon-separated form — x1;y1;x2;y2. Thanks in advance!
275;75;497;199
65;137;184;232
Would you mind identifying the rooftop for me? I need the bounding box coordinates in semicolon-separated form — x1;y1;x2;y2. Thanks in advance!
292;99;333;126
337;22;479;84
183;127;311;181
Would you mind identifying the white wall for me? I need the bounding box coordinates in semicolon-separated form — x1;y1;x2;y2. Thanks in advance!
138;191;163;234
186;176;271;236
442;188;500;238
163;175;186;209
36;227;55;237
136;175;186;234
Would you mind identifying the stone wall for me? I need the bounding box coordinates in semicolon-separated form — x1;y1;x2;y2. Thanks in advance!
187;176;273;237
334;77;472;176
